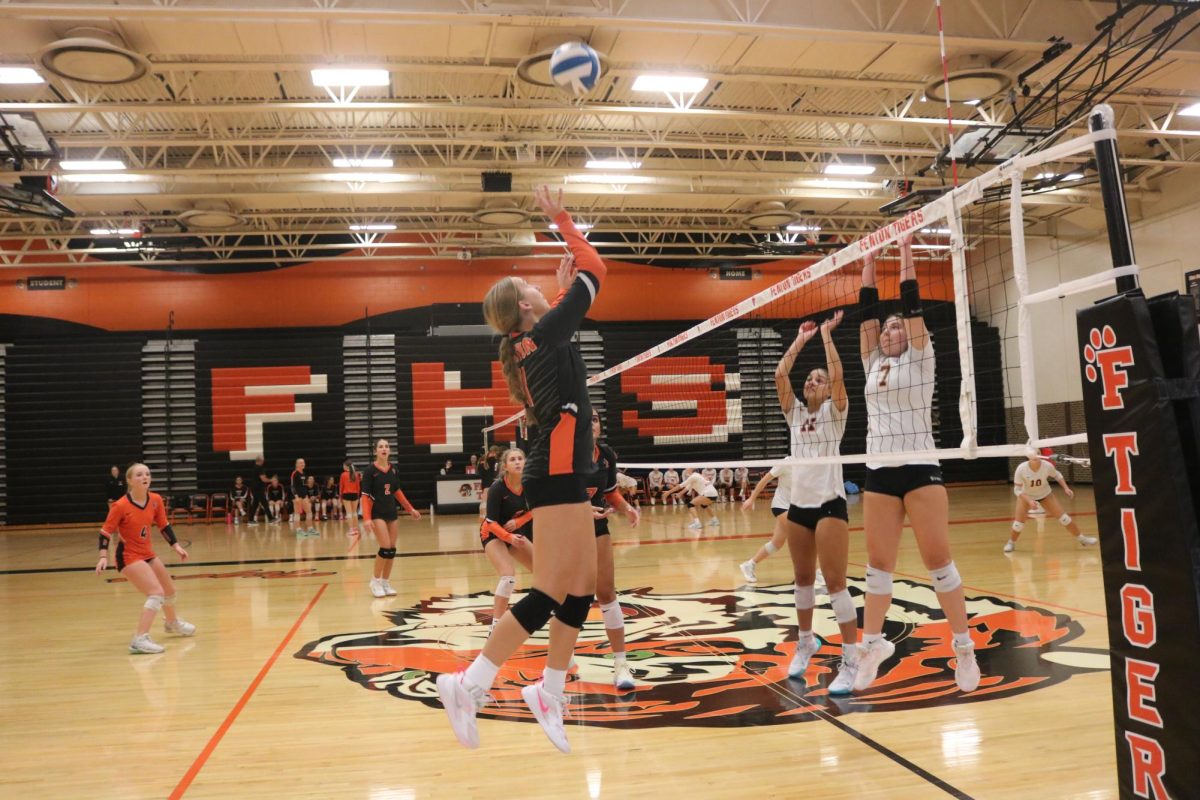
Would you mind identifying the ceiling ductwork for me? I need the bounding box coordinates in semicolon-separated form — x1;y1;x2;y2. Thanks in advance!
923;54;1012;104
471;201;530;226
178;201;245;230
38;28;151;84
740;201;801;229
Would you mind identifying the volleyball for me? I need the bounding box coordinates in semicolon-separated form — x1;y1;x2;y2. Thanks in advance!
549;41;600;96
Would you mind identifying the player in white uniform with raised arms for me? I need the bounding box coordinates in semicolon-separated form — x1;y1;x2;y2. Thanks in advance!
854;236;980;695
1004;451;1096;553
769;312;859;694
661;468;720;528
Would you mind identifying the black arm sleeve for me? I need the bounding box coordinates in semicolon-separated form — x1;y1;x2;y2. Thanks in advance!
160;524;178;546
533;273;599;348
900;279;923;317
485;480;504;522
859;285;880;324
602;443;620;493
98;532;110;551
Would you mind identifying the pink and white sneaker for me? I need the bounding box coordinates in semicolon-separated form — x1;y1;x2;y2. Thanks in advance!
436;671;491;748
521;680;571;753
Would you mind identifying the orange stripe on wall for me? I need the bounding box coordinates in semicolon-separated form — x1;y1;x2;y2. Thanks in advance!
0;249;951;331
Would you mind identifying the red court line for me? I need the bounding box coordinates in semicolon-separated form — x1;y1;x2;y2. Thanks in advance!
169;583;328;799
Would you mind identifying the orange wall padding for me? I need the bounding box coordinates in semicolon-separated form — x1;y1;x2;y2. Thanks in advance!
0;243;951;331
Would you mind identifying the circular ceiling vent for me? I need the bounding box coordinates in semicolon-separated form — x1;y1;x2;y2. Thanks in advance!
178;201;244;230
38;28;151;84
923;55;1012;104
472;201;530;226
517;44;610;89
741;201;800;229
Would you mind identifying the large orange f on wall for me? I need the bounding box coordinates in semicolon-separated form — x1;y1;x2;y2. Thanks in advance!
212;366;328;460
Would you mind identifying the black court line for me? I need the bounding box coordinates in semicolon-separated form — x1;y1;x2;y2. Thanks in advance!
806;710;974;799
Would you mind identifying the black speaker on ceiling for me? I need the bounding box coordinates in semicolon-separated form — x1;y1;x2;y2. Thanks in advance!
481;171;512;192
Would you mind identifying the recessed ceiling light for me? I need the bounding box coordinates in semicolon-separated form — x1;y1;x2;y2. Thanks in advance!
349;223;396;231
311;68;389;87
631;74;708;93
823;164;876;176
60;159;126;170
331;157;393;168
585;159;641;170
0;67;43;84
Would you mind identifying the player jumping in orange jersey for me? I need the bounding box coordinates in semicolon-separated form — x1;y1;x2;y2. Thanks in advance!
96;463;196;654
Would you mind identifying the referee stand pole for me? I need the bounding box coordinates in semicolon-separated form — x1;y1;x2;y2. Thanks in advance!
1077;103;1200;799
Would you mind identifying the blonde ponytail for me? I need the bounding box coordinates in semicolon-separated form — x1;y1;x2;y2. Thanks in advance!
484;277;537;425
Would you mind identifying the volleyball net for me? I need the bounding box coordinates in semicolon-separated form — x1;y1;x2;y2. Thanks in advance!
482;110;1131;485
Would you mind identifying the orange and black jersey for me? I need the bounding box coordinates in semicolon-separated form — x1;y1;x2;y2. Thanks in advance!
290;469;308;498
481;476;532;544
361;462;415;521
101;492;173;560
231;485;251;503
513;211;607;480
338;471;361;495
586;441;624;535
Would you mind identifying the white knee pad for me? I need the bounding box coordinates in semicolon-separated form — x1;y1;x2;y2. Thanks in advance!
794;584;816;610
930;561;962;593
144;594;165;612
829;589;857;625
1059;514;1073;527
495;575;517;599
600;599;624;630
763;541;778;555
864;567;893;596
1011;521;1024;532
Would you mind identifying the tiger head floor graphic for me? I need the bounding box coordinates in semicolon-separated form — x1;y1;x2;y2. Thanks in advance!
295;579;1106;728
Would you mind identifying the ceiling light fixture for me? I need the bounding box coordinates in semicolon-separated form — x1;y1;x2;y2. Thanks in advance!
549;222;593;230
1179;102;1200;117
331;157;393;168
585;159;641;170
60;172;144;182
0;67;43;84
803;179;883;190
349;223;396;231
785;224;822;232
60;159;126;170
89;227;139;235
311;68;389;87
631;75;709;93
823;164;876;176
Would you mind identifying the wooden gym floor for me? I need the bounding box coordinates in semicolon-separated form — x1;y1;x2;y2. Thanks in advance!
0;484;1113;799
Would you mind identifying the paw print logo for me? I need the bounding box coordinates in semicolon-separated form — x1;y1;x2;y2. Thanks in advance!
1082;324;1134;411
1082;325;1117;384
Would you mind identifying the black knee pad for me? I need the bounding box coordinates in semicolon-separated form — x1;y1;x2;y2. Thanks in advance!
554;593;594;629
509;588;559;634
377;547;396;560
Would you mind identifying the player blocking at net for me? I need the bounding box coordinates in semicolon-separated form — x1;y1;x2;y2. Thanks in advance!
437;185;605;754
853;236;980;694
1005;450;1096;553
